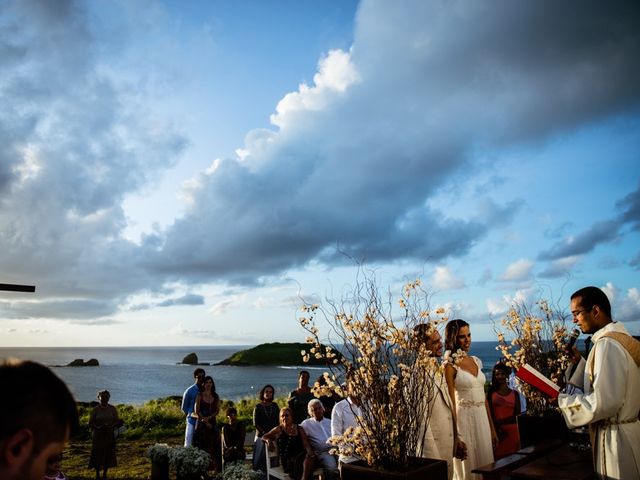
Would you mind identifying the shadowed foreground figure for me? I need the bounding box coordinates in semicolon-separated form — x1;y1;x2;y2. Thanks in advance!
0;360;79;480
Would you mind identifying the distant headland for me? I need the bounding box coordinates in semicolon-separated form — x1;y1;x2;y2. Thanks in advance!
216;342;334;366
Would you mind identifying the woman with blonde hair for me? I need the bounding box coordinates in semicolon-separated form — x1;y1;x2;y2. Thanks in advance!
262;407;314;480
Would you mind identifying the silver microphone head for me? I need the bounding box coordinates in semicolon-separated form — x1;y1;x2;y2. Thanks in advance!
567;328;580;347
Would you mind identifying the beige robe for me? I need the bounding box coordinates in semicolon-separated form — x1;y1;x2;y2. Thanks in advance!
418;373;456;480
558;321;640;479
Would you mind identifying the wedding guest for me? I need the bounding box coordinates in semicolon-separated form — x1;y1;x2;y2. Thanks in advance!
314;374;341;419
330;374;362;466
558;286;640;479
44;453;68;480
0;360;78;480
89;390;120;480
222;407;246;464
415;324;467;480
487;362;521;459
181;368;205;447
263;407;315;480
301;399;338;479
252;384;280;472
288;370;314;424
194;375;221;473
444;319;497;480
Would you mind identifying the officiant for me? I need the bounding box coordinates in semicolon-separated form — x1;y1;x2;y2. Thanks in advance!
557;286;640;479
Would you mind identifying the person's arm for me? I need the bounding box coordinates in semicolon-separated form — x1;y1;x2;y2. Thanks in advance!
444;364;458;424
193;393;202;419
330;403;343;437
89;407;97;430
558;339;628;427
238;423;246;449
253;405;265;436
262;425;281;451
299;426;315;457
111;405;121;428
181;387;191;416
485;399;499;447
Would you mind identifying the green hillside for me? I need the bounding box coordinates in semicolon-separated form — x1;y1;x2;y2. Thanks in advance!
216;342;333;366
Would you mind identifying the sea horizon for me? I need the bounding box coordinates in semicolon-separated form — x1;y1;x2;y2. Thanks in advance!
1;342;505;405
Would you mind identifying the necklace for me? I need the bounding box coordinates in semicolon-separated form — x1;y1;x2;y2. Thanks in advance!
261;402;276;420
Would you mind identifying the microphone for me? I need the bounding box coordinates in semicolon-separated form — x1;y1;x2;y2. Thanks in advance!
566;328;580;348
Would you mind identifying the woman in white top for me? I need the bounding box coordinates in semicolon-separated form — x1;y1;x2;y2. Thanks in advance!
444;319;498;480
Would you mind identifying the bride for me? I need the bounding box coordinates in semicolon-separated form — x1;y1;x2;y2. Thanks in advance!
444;319;498;480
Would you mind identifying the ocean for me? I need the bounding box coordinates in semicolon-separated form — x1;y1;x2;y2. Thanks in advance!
0;342;503;404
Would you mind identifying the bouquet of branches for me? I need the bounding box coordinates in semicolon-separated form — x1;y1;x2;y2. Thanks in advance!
299;273;446;470
495;299;572;416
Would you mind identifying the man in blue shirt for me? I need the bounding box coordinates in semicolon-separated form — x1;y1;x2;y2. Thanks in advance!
181;368;205;446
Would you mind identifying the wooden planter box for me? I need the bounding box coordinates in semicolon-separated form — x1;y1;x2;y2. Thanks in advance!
340;457;447;480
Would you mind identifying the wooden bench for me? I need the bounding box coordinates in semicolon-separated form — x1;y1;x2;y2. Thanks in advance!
472;453;529;480
472;439;565;480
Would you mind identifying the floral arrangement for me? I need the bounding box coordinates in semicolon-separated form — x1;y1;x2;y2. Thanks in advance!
299;274;446;470
495;299;572;416
168;446;211;477
144;443;172;464
214;461;262;480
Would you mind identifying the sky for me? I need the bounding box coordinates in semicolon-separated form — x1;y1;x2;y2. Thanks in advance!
1;0;639;347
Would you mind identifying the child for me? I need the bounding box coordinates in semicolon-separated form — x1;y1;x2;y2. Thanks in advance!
44;453;68;480
487;362;521;459
222;407;246;465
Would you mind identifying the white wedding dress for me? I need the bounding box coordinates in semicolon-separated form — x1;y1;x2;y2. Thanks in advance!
452;356;494;480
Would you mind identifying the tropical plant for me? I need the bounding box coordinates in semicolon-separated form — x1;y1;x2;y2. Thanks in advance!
494;299;572;416
299;273;446;470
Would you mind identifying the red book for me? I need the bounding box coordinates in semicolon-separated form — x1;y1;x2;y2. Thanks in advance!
516;364;560;399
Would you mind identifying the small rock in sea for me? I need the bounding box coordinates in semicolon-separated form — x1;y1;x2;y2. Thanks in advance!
181;352;198;365
66;358;99;367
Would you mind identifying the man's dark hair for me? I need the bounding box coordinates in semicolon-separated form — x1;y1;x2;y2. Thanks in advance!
571;286;612;319
298;370;309;378
0;360;79;454
193;368;205;378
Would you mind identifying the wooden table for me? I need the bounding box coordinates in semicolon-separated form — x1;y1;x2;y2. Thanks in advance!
510;443;594;480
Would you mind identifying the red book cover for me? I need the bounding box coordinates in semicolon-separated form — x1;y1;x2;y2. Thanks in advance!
516;364;560;399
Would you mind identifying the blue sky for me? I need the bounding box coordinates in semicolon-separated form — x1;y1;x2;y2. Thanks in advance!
1;0;639;347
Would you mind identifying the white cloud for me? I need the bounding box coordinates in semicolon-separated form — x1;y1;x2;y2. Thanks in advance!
270;49;360;130
500;259;534;282
431;266;465;291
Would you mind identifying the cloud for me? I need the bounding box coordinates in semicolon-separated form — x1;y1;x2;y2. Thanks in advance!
2;0;640;322
151;1;640;286
431;266;465;291
617;182;640;231
0;0;186;316
168;323;217;338
539;183;640;261
538;256;581;279
499;259;534;282
157;294;205;308
538;220;620;260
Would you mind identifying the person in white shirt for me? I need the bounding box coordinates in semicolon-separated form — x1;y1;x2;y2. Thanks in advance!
300;399;338;479
330;377;362;466
557;286;640;480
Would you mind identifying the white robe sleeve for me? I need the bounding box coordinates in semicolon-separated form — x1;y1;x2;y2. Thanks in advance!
558;338;629;428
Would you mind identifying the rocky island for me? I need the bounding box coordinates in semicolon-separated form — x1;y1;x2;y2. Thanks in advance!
216;342;338;366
